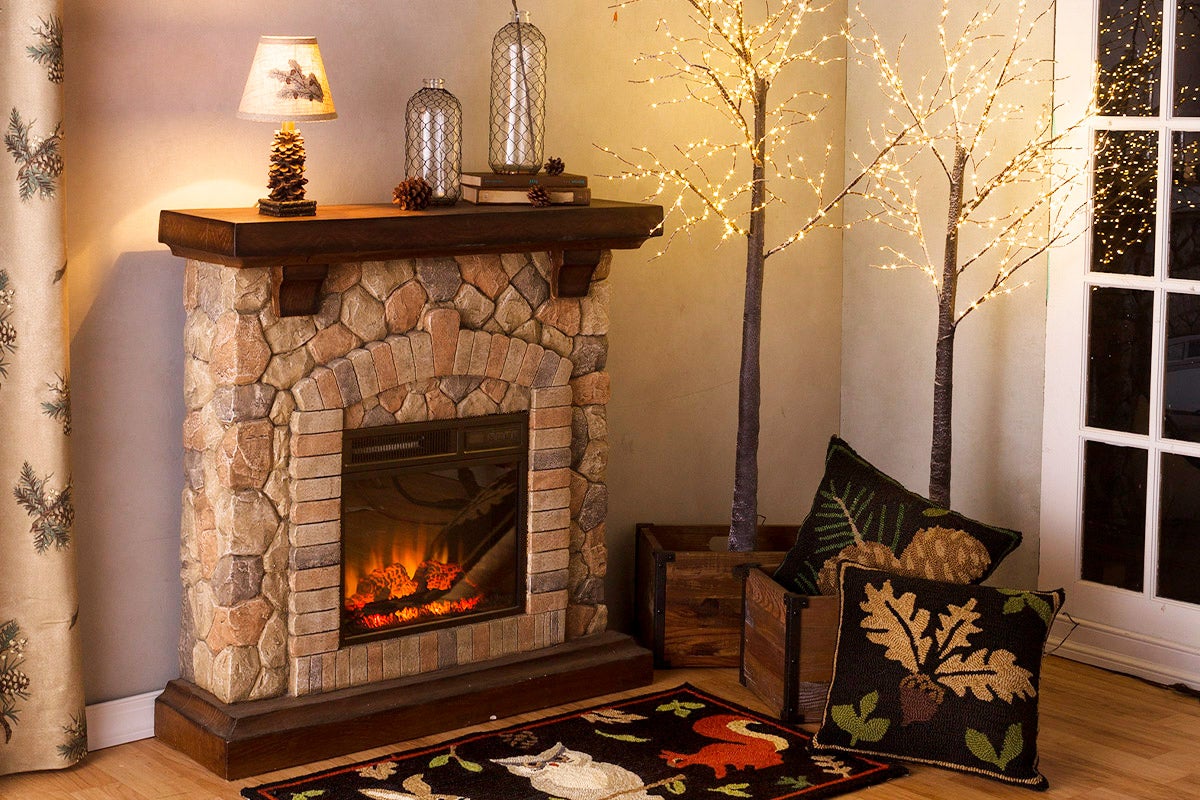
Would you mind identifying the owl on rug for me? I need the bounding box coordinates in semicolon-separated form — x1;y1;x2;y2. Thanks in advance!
492;742;662;800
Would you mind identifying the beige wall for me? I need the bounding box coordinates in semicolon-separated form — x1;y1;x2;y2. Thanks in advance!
840;0;1052;588
64;0;846;702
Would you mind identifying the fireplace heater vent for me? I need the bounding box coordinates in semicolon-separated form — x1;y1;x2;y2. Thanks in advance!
343;428;456;469
343;413;529;471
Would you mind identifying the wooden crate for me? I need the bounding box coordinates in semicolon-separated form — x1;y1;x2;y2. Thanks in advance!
740;567;840;723
634;523;796;668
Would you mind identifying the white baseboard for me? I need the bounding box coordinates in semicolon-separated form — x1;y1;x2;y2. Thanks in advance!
85;689;159;751
1048;615;1200;690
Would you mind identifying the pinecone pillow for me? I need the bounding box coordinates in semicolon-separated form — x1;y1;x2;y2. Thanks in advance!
773;436;1022;595
811;564;1063;789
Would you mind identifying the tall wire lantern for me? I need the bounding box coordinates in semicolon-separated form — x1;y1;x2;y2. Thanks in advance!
489;10;547;174
405;78;462;204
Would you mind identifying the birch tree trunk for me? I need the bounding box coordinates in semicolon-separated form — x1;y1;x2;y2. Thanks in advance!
929;145;968;508
729;78;770;552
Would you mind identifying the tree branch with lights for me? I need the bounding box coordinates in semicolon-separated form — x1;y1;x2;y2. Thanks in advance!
603;0;916;552
849;0;1092;507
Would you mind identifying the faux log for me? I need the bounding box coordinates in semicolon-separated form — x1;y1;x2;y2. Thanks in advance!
740;567;839;723
634;523;796;668
155;631;652;780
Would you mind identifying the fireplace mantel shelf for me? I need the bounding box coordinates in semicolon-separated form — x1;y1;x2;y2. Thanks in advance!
159;200;663;315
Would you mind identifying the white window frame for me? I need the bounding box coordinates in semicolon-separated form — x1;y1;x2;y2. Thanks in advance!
1040;0;1200;687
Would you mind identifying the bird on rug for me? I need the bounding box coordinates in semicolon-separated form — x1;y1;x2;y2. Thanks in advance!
492;742;662;800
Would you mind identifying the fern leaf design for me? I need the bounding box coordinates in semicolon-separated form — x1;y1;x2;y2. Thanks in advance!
57;711;87;763
815;479;908;553
269;59;324;102
13;462;74;552
4;108;31;162
0;620;29;744
41;375;71;435
0;270;15;380
26;15;64;84
5;109;63;201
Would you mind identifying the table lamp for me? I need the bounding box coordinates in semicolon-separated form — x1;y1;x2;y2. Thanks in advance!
237;35;336;216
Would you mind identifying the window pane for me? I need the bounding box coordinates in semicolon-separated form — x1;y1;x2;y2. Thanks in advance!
1170;132;1200;279
1093;130;1159;276
1087;286;1155;434
1082;440;1147;591
1176;1;1200;114
1164;293;1200;441
1159;452;1200;603
1099;0;1163;116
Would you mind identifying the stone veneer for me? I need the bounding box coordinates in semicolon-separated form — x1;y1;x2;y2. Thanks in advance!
179;252;612;704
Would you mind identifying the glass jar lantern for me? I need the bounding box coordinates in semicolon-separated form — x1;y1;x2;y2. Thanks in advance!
405;78;462;204
489;10;547;174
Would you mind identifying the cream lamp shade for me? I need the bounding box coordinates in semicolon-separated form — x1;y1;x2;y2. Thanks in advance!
237;36;337;122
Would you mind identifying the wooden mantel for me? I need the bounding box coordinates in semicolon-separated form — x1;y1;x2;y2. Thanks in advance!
158;200;663;315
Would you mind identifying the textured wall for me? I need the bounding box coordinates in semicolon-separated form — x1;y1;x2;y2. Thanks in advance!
64;0;847;703
839;0;1053;588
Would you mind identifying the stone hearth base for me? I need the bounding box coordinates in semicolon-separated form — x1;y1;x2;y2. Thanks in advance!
154;631;651;779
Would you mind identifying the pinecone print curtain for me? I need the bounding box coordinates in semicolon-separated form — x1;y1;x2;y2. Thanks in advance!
0;0;86;776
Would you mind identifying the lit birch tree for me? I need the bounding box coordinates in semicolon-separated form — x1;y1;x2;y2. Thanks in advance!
603;0;916;552
850;0;1090;507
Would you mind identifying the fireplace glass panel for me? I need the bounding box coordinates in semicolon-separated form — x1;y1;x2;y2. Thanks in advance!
341;414;527;644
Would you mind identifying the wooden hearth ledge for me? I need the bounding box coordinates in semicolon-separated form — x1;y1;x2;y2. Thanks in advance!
159;200;664;315
156;199;660;780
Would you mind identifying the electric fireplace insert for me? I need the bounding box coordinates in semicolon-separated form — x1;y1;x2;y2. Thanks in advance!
340;413;528;645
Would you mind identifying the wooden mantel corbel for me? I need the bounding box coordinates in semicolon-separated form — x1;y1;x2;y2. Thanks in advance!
158;201;663;316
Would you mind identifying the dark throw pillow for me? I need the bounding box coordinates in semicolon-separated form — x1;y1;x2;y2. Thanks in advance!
811;564;1064;790
774;436;1022;595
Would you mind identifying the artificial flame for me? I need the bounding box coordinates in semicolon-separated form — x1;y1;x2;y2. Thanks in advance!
354;594;485;631
343;521;450;600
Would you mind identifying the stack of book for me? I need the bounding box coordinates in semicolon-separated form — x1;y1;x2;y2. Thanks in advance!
460;171;591;205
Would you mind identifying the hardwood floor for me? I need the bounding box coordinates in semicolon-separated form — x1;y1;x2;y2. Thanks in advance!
1;656;1198;799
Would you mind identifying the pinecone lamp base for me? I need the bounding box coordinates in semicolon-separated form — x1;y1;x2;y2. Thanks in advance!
258;198;317;217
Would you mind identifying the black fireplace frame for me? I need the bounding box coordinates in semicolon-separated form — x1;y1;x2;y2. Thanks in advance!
339;412;530;646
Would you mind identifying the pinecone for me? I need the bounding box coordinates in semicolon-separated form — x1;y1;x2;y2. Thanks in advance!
899;673;944;726
897;527;991;584
45;491;75;531
31;143;63;178
0;668;29;697
816;540;902;595
544;156;565;176
528;186;552;207
392;176;433;211
267;129;308;202
0;320;16;350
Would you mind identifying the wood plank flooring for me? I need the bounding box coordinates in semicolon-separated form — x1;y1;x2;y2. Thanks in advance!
1;656;1197;799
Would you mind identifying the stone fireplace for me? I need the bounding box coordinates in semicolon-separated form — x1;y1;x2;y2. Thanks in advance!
180;251;614;703
156;202;659;778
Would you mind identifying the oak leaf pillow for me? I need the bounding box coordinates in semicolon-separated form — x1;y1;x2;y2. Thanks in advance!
773;436;1022;595
811;564;1064;790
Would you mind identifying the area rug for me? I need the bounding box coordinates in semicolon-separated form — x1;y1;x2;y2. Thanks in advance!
242;683;905;800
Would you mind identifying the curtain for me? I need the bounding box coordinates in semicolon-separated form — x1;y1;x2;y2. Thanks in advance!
0;0;86;776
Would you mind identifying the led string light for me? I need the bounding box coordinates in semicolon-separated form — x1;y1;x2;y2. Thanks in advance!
602;0;921;260
844;0;1097;325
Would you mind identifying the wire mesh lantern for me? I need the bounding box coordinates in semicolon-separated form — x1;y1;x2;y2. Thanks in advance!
489;10;547;174
405;78;462;204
